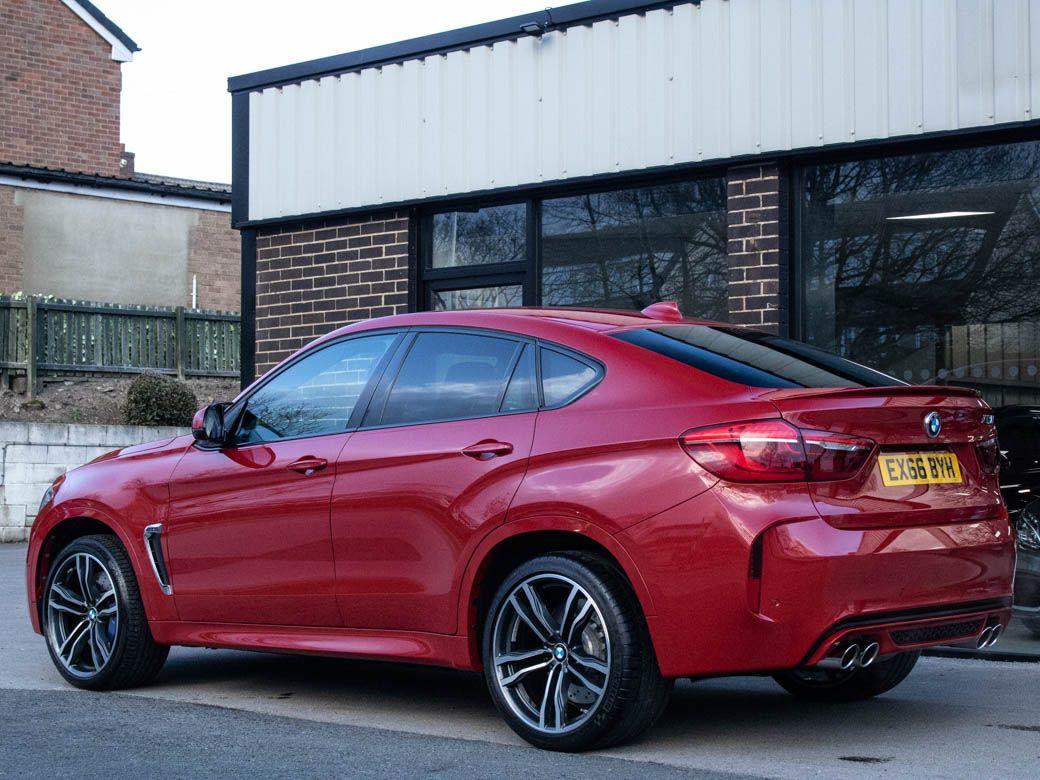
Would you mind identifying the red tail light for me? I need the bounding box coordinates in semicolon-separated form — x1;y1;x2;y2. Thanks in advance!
976;436;1001;475
680;420;875;483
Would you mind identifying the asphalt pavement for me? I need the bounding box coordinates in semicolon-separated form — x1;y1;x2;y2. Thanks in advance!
2;543;1038;779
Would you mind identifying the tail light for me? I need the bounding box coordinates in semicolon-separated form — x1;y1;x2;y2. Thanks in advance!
680;419;875;483
976;436;1001;475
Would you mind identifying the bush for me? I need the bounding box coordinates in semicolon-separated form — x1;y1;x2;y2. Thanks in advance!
122;373;198;427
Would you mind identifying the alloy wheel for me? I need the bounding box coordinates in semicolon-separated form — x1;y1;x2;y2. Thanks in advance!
45;552;119;679
491;573;611;734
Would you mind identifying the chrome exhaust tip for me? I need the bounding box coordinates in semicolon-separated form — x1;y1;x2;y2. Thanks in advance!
838;643;860;671
858;641;880;668
985;624;1003;648
976;626;994;649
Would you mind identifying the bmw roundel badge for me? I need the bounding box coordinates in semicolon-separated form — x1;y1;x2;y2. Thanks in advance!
924;411;942;438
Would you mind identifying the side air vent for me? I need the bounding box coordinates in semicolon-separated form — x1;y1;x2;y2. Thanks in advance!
143;523;173;595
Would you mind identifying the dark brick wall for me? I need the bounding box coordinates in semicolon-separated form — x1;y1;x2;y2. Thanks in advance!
1;0;126;177
187;210;240;312
253;212;410;378
726;163;786;334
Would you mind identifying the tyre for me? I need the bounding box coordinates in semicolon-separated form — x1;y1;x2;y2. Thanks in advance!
482;552;672;751
772;651;920;703
42;534;169;690
1023;618;1040;639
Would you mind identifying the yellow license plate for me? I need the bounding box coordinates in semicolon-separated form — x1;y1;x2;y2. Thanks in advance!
878;452;962;486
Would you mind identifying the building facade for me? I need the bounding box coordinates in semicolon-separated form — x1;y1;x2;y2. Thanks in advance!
230;0;1040;404
1;0;239;312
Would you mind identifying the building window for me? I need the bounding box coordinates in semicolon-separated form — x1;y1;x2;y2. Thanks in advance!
799;140;1040;408
420;175;727;315
541;180;727;318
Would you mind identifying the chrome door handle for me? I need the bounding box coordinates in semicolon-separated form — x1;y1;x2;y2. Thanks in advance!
288;457;328;475
462;441;513;460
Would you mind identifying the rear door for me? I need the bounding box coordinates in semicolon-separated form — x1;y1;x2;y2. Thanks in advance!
330;330;538;634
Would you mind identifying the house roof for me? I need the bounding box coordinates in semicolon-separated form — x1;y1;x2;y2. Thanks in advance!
62;0;140;61
0;162;230;203
229;0;687;93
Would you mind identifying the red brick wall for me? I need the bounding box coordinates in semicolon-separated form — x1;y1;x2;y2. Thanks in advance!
0;187;25;292
188;210;240;312
726;163;785;334
254;212;410;378
0;0;126;177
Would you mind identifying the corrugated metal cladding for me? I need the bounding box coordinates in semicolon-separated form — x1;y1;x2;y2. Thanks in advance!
247;0;1040;222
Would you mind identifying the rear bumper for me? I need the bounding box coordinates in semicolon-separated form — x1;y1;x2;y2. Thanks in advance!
621;484;1016;678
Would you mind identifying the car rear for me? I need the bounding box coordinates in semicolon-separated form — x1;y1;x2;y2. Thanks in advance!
612;323;1015;676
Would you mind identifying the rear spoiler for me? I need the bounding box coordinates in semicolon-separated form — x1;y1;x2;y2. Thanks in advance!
757;384;983;402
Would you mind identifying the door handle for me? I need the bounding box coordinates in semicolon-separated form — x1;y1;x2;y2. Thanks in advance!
462;441;513;460
287;456;328;475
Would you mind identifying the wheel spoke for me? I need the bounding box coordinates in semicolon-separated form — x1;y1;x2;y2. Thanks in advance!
59;620;89;666
96;588;116;605
76;556;95;603
569;649;608;676
564;598;593;645
499;659;552;687
520;583;560;638
48;597;85;617
538;665;563;729
568;664;604;696
51;583;86;611
552;665;568;729
87;625;102;670
508;594;550;644
495;648;550;668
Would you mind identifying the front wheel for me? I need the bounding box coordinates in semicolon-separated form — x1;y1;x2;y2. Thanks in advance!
772;651;920;703
43;534;169;690
482;553;672;752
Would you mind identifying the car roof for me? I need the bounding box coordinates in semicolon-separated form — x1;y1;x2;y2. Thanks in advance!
321;306;730;341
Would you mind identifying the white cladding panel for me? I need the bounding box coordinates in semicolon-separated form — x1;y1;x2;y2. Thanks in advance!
248;0;1040;221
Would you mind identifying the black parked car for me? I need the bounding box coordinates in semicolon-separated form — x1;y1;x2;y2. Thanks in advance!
993;406;1040;638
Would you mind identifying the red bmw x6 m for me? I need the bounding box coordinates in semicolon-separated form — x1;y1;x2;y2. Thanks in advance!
27;304;1015;751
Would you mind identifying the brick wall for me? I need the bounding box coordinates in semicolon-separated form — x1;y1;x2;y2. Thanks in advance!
1;0;126;177
0;187;24;293
254;212;410;378
188;210;240;312
726;163;786;334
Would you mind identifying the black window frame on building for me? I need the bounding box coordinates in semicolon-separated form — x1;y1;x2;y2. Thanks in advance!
414;167;729;316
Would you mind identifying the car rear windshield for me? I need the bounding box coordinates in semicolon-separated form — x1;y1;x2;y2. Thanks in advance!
613;325;904;389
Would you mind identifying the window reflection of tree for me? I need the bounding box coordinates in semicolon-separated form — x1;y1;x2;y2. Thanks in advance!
541;180;728;319
433;285;523;311
433;206;527;267
803;143;1040;406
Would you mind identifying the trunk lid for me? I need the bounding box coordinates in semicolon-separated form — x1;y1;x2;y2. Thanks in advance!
762;385;1004;528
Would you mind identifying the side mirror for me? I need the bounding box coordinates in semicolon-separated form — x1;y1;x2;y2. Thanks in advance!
192;403;228;444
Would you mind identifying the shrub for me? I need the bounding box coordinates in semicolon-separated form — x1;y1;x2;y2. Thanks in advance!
123;373;198;427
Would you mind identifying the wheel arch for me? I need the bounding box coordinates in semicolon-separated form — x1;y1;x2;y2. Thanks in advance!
456;518;656;670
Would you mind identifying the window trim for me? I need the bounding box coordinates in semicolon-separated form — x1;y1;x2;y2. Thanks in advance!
216;329;407;449
354;326;606;432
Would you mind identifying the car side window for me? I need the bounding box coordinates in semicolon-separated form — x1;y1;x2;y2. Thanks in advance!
380;332;522;426
233;334;397;445
500;344;538;413
541;348;598;407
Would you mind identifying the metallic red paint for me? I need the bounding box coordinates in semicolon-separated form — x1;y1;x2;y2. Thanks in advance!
26;308;1016;680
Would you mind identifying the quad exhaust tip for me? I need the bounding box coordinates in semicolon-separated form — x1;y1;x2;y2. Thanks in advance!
816;640;881;671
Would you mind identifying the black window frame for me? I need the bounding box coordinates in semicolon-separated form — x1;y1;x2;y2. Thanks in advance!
213;329;407;449
356;326;605;431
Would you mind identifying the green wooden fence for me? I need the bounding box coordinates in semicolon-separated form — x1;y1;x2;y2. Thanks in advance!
0;297;240;394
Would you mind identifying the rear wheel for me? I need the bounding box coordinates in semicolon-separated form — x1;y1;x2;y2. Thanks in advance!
43;534;168;690
772;651;920;702
482;553;672;752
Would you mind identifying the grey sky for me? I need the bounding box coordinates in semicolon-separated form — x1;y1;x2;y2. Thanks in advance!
99;1;544;184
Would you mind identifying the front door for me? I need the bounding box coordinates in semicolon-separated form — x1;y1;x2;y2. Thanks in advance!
331;331;539;634
165;332;401;626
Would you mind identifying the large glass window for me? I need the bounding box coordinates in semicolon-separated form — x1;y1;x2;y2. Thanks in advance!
801;141;1040;407
541;180;728;318
234;334;396;444
421;176;727;316
379;332;522;426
